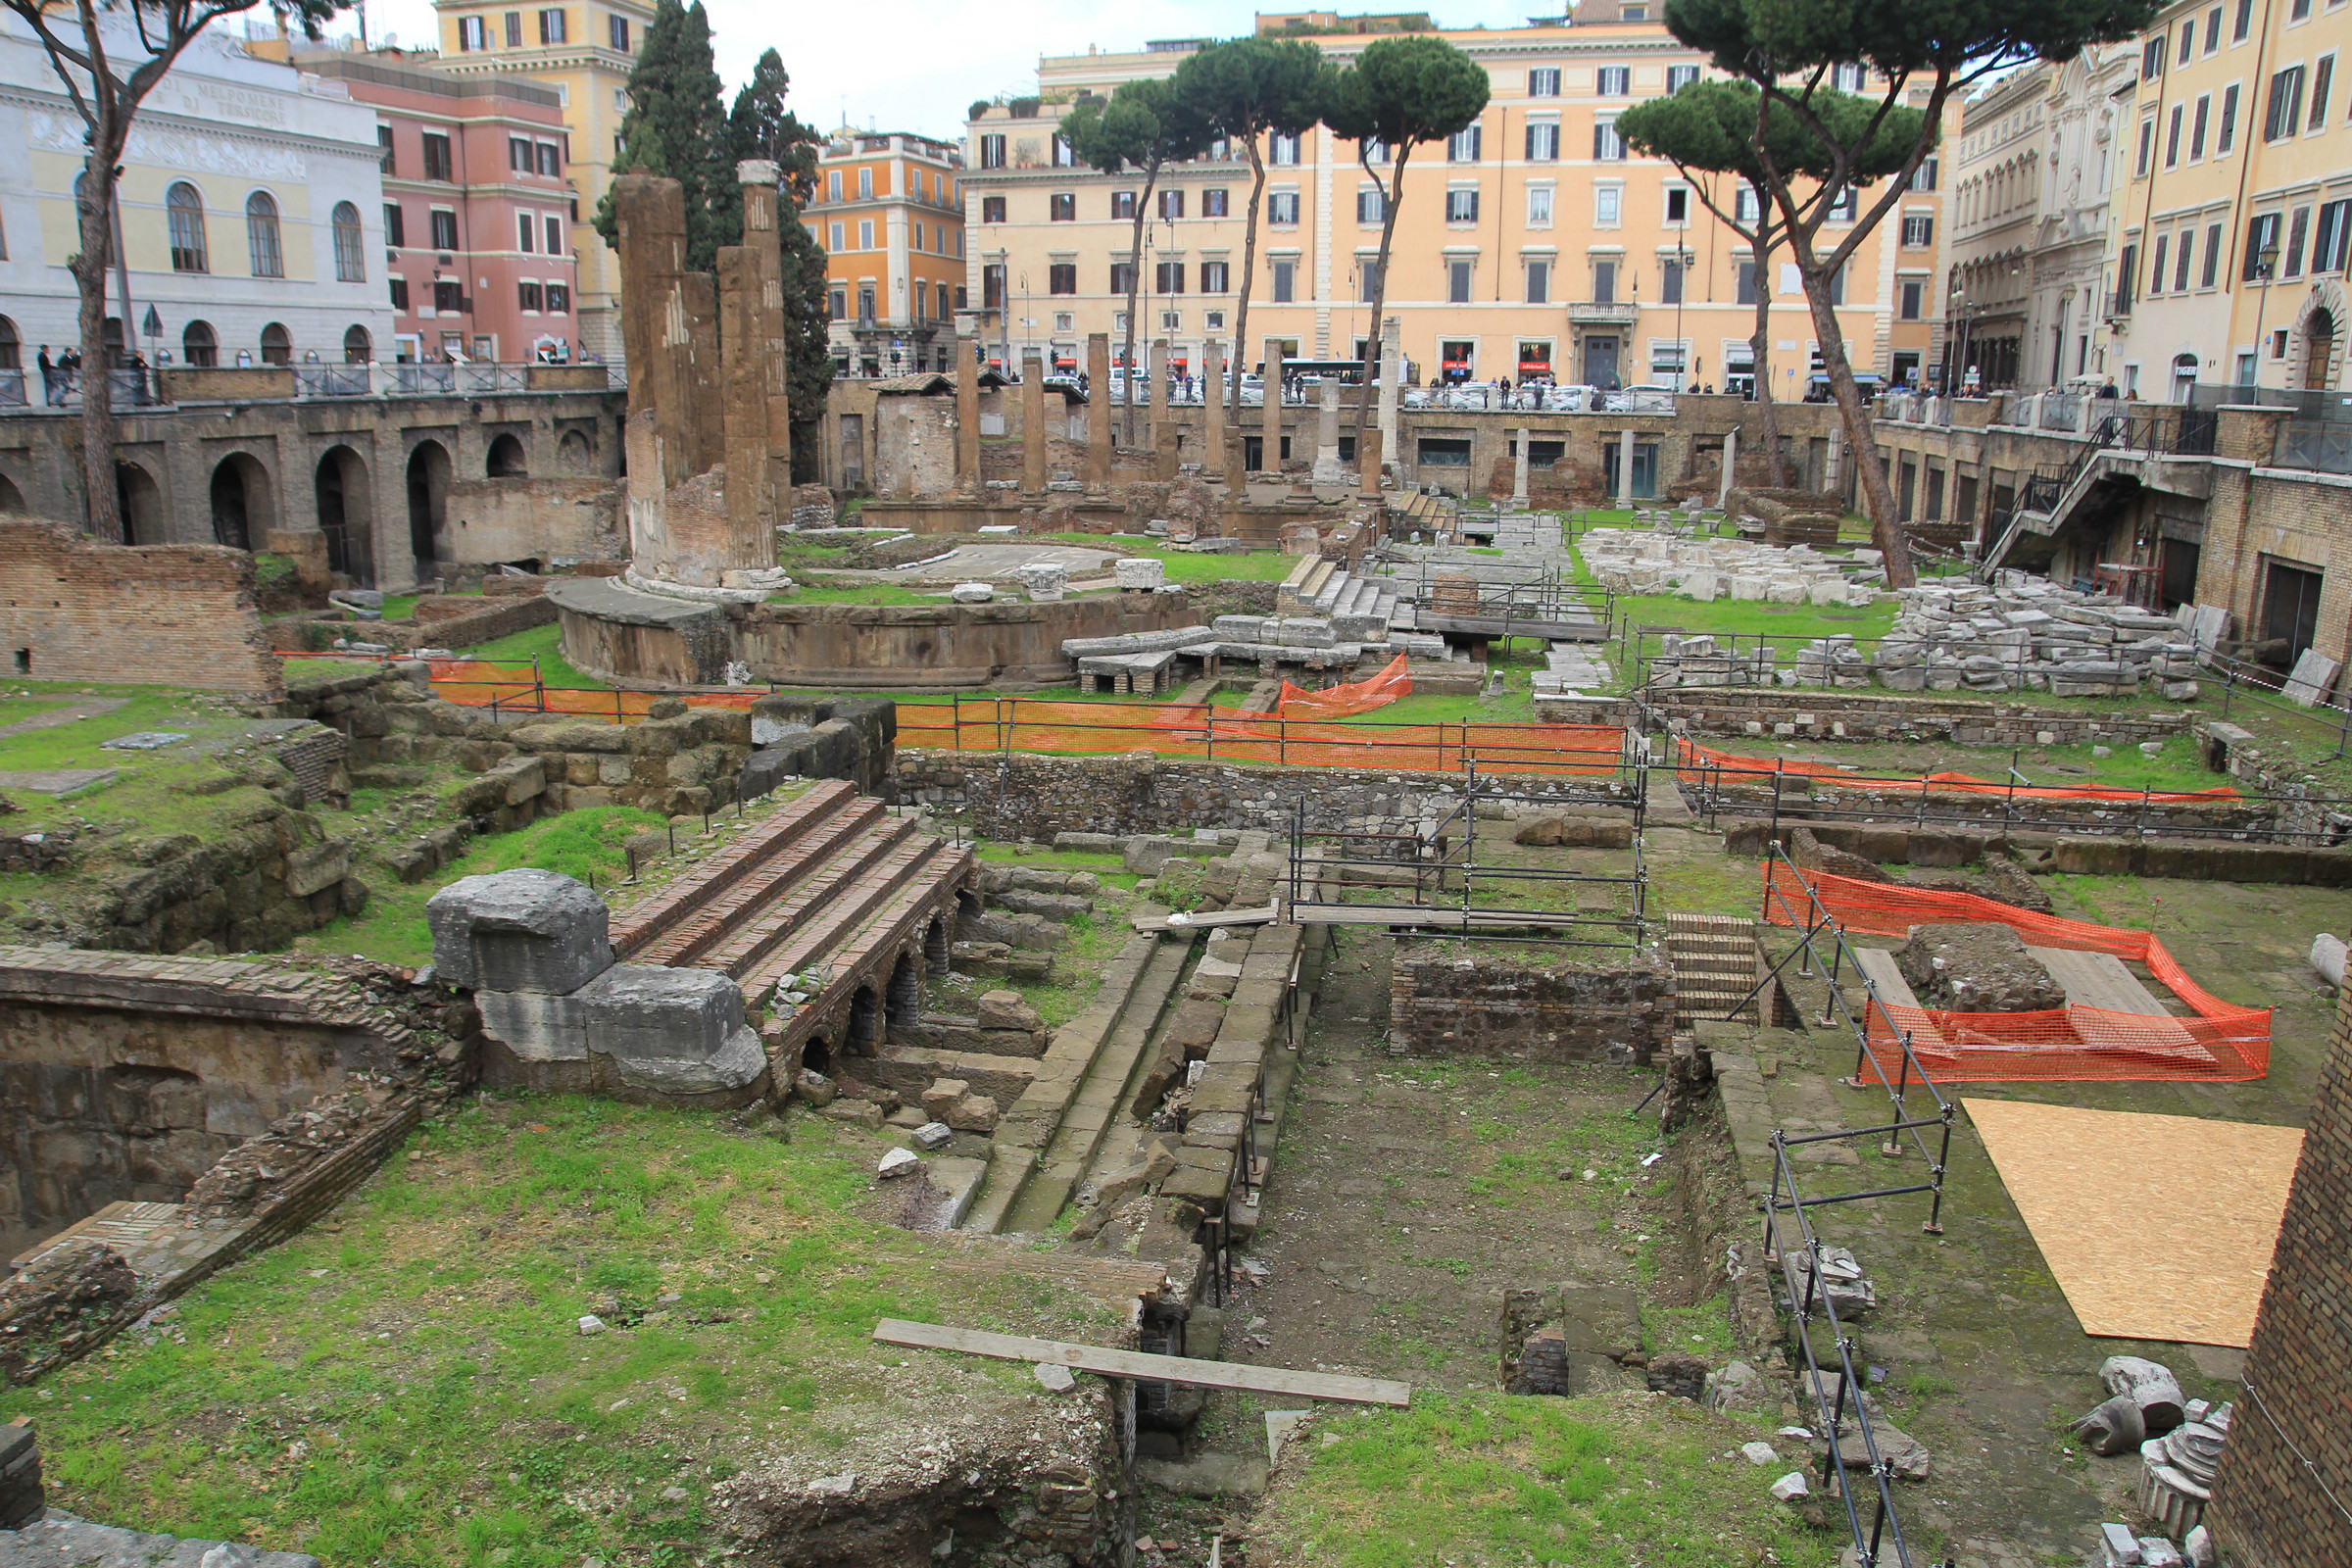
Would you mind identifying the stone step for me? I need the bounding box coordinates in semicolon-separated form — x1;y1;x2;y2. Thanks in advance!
735;827;943;1004
611;778;861;959
1667;913;1760;1025
697;816;920;981
1001;933;1198;1233
767;837;973;1038
631;794;890;968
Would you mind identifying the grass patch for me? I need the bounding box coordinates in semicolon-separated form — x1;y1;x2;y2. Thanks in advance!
462;624;599;692
777;579;943;607
1041;535;1300;583
1260;1390;1836;1568
0;1095;1124;1568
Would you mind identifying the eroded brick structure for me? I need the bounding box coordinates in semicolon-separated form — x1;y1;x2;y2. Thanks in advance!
0;522;280;694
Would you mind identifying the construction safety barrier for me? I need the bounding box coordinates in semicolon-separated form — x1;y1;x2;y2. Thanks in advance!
278;653;760;722
1762;860;2270;1083
1676;734;2239;805
1276;652;1411;720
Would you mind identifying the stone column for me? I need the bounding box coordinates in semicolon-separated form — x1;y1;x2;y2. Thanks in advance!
1150;336;1177;480
1260;341;1286;475
1376;315;1402;472
1358;425;1383;499
718;244;776;541
738;159;792;501
955;324;982;493
1825;423;1844;493
1718;426;1738;511
681;270;722;480
1085;331;1112;488
613;173;692;491
1021;349;1048;494
1203;339;1228;488
1619;427;1637;509
1512;425;1531;506
1313;378;1344;483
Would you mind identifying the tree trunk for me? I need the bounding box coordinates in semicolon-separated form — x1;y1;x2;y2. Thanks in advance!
1796;270;1913;588
1231;137;1267;400
1120;163;1156;449
1747;224;1786;488
1348;147;1410;461
74;147;123;543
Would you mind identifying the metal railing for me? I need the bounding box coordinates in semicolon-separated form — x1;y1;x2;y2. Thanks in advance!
2019;407;2218;515
2274;416;2352;475
0;369;24;408
294;366;370;398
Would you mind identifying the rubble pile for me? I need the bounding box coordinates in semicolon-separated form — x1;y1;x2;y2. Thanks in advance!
1579;528;1885;608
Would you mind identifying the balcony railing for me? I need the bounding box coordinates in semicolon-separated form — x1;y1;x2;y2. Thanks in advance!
1567;300;1640;324
2275;417;2352;475
0;369;23;408
4;362;620;413
294;366;370;398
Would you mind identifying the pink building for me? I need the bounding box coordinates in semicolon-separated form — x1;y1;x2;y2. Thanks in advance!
298;51;582;364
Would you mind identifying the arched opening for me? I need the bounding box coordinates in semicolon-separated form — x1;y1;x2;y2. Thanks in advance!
244;190;282;278
115;463;165;544
955;887;984;939
260;322;292;368
802;1035;833;1075
0;316;19;370
344;325;372;365
846;985;880;1056
2172;352;2200;402
0;473;24;514
923;914;950;975
406;440;453;573
182;319;218;368
167;182;209;273
314;445;375;586
557;428;592;472
2304;309;2337;391
885;951;922;1032
209;453;272;551
331;201;366;283
485;432;528;477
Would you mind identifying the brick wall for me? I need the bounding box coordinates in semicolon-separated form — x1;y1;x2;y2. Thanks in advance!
0;521;280;694
1390;946;1675;1065
2208;985;2352;1568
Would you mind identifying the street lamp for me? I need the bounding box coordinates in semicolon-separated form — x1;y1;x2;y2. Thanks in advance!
2245;236;2282;392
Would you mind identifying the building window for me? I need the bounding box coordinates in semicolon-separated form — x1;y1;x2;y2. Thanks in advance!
1526;258;1549;304
519;281;544;312
827;220;843;251
912;220;925;253
515;211;535;253
545;216;563;254
1200;260;1229;292
980;134;1005;170
260;322;291;366
982;195;1006;223
1270;259;1297;302
1525;122;1559;161
1899;278;1924;318
1447;259;1474;303
2315;199;2351;273
377;124;395;174
1594;185;1621;225
538;142;561;176
1527;185;1554;226
1268;191;1299;224
1269;132;1300;166
1735;184;1760;224
1528;67;1560;96
1053;135;1075;167
244;190;281;277
458;15;486;50
858;220;873;249
2136;115;2155;175
504;10;520;44
2202;220;2227;285
510;135;532;172
1592;258;1618;303
938;282;952;319
1155;260;1185;293
2149;234;2169;293
2176;228;2196;289
433;278;463;313
1049;263;1077;295
538;8;564;43
546;283;567;314
1826;263;1848;306
828;286;845;320
2166;102;2184;165
1665;186;1689;223
387;279;409;313
1158;188;1185;220
1202;188;1228;217
430;210;462;253
1659;255;1683;304
1357;259;1381;300
1593;122;1625;161
858;168;872;199
423;132;453;181
1901;214;1934;248
1447;125;1482;162
1050;192;1075;221
2246;212;2283;277
2191;94;2211;158
1596;66;1630;95
1736;258;1757;304
384;203;406;248
2142;35;2164;78
1908;157;1939;191
168;182;209;272
2234;0;2254;38
1446;188;1479;223
1112;190;1138;220
332;201;365;281
2266;65;2306;139
2312;55;2335;129
1357;185;1385;223
2219;83;2240;152
857;284;875;321
1667;64;1700;93
2285;204;2312;275
983;264;1004;308
1827;185;1856;222
609;13;627;49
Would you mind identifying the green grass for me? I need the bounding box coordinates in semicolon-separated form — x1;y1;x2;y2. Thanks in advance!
1042;534;1301;583
1;1095;1123;1568
776;579;943;607
1612;594;1899;646
460;623;598;692
297;807;665;965
1260;1391;1836;1568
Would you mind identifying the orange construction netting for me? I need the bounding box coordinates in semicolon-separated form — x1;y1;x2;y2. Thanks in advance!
897;698;1630;776
279;654;760;720
1677;735;2239;805
1762;860;2270;1083
1275;653;1411;720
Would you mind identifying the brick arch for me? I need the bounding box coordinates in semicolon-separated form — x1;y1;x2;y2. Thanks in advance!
2285;283;2345;394
208;450;275;550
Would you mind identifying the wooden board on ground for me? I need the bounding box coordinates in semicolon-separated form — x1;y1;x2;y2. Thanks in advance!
873;1318;1412;1406
1133;905;1280;932
2024;946;2174;1016
1848;947;1956;1060
1289;903;1581;930
1961;1098;2303;1348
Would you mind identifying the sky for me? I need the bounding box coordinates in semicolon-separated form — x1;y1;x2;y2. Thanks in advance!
350;0;1567;142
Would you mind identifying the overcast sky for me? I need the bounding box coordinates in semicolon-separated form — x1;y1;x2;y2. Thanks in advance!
352;0;1566;141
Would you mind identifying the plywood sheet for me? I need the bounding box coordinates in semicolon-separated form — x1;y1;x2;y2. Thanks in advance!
1963;1097;2304;1348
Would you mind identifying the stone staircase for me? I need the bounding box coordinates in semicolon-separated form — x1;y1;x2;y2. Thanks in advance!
1666;912;1765;1025
1279;556;1401;643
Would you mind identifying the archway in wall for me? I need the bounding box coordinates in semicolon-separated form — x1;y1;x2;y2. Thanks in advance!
314;445;375;586
115;463;165;544
885;952;921;1031
847;985;880;1056
802;1034;832;1075
343;325;371;365
0;473;24;514
208;453;273;550
406;440;453;574
2303;309;2337;392
486;433;527;477
557;429;592;472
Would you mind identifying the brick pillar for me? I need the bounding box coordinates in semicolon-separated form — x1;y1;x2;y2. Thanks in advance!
680;270;721;480
738;160;793;498
1203;340;1228;489
1358;425;1383;499
1085;331;1112;487
1151;337;1176;480
718;244;774;556
955;324;982;493
613;173;693;490
1021;349;1047;494
1260;341;1285;475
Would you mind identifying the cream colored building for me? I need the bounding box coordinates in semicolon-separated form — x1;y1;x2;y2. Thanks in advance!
962;3;1954;398
2103;0;2352;399
428;0;656;363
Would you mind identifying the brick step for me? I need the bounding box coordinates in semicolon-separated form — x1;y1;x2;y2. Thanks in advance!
611;779;858;958
1000;933;1197;1234
633;796;889;968
765;839;974;1065
738;830;944;1004
959;933;1167;1234
703;818;922;982
1669;914;1761;1026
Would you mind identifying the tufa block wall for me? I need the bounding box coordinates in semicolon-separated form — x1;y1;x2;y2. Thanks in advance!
1390;946;1675;1065
0;521;280;695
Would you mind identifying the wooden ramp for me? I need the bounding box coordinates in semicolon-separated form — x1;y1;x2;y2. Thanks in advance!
2026;945;2206;1058
874;1318;1412;1407
1848;947;1957;1060
1132;905;1280;932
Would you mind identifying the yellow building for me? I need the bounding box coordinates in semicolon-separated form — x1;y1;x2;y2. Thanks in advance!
808;130;968;378
962;3;1954;397
428;0;656;363
2103;0;2351;398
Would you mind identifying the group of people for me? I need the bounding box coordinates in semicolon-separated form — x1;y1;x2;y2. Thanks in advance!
33;345;84;407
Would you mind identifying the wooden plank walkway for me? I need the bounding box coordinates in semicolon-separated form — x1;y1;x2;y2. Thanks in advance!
1131;905;1280;932
874;1318;1411;1406
1286;903;1578;929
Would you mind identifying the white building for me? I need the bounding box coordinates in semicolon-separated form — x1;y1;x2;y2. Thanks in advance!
0;13;393;381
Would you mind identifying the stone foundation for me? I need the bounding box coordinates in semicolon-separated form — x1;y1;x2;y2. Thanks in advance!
1390;945;1675;1065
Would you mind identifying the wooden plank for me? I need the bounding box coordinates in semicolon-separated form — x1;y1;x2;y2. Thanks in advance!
1289;903;1580;929
1132;905;1280;932
2024;946;2170;1016
873;1318;1412;1407
1849;947;1956;1059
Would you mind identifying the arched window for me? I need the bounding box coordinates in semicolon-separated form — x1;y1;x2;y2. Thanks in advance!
331;201;365;282
168;183;209;272
0;316;19;371
182;319;218;368
245;191;283;277
343;324;371;364
260;322;292;367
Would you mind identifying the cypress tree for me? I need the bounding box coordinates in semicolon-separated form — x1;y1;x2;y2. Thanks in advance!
728;49;834;480
592;0;731;272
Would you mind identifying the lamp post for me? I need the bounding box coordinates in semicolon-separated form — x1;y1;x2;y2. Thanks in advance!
2245;237;2282;393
